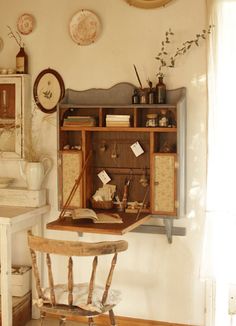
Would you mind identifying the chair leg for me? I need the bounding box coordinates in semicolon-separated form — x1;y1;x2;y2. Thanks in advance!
109;309;117;326
40;312;46;326
88;317;95;325
59;316;66;325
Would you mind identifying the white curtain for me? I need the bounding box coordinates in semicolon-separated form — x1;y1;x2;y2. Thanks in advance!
204;0;236;324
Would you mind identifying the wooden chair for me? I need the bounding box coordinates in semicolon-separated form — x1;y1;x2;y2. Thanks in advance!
27;231;128;326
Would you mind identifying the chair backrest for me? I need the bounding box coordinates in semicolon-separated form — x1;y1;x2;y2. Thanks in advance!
27;231;128;309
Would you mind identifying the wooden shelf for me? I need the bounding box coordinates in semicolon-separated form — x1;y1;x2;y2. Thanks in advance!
47;212;150;235
61;126;177;132
60;104;177;109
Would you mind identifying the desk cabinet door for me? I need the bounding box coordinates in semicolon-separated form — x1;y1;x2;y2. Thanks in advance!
152;154;177;216
58;151;82;209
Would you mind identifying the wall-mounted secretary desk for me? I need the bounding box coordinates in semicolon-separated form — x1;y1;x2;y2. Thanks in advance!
47;83;186;243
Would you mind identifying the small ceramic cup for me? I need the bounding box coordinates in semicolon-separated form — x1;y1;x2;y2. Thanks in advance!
7;68;16;74
0;68;7;74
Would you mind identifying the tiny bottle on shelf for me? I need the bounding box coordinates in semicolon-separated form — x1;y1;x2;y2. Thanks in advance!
166;110;176;127
139;89;148;104
16;47;28;74
156;76;166;104
158;109;169;127
132;89;140;104
148;80;155;104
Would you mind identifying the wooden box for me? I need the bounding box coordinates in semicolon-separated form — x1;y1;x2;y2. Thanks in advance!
0;188;46;207
0;266;31;297
0;291;31;326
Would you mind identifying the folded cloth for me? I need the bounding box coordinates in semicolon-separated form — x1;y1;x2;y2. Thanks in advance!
40;282;121;313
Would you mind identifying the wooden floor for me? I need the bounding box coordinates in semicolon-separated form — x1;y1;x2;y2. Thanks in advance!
25;317;192;326
26;319;87;325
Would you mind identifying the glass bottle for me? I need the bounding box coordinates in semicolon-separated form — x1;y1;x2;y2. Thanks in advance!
16;47;28;74
148;80;155;104
132;89;140;104
156;76;166;104
158;109;169;127
139;89;148;104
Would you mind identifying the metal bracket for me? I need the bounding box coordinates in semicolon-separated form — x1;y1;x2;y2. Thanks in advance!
163;219;174;244
131;217;186;244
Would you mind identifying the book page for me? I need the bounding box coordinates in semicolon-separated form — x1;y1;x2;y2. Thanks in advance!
72;208;97;220
95;213;123;224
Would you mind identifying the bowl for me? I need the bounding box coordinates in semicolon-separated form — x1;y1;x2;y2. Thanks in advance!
0;177;14;188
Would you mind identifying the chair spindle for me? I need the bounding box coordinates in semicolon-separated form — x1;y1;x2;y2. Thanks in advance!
30;248;44;299
102;253;117;305
46;253;56;306
87;256;98;305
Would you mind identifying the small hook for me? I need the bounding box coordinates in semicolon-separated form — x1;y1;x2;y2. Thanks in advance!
111;142;118;159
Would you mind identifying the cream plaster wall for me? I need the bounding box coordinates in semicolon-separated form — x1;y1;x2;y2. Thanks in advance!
0;0;208;325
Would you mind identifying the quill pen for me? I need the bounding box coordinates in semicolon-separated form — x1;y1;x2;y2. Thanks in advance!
133;64;143;89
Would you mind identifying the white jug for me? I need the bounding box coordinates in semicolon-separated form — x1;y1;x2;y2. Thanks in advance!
19;157;53;190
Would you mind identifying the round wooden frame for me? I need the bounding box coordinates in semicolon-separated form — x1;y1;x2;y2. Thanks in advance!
125;0;173;9
33;68;65;114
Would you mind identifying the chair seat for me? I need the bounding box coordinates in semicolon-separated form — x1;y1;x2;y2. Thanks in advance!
39;283;121;313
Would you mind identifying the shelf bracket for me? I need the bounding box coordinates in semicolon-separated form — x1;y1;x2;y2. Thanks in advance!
163;218;173;244
131;217;186;244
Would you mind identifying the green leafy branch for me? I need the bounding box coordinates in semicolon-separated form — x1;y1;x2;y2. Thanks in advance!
155;25;214;77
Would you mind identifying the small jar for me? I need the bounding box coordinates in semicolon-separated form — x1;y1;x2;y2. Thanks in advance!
146;113;158;127
158;110;169;127
139;89;148;104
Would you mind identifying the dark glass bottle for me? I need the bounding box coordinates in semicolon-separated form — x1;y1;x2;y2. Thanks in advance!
156;76;166;104
132;89;140;104
16;47;28;74
148;81;155;104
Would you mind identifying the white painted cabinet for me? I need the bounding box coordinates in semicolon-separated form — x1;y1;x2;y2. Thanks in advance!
0;74;31;159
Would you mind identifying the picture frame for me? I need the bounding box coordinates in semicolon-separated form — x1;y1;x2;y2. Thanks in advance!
124;0;173;9
33;68;65;114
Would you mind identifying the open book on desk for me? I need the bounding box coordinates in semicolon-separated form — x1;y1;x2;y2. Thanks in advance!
71;208;123;224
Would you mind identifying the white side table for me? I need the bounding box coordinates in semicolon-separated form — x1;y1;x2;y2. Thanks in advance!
0;205;50;326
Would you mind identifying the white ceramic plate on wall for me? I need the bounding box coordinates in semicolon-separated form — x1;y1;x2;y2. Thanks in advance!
17;13;35;35
69;9;101;45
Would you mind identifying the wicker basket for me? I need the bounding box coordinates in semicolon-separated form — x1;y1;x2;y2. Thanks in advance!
90;198;113;210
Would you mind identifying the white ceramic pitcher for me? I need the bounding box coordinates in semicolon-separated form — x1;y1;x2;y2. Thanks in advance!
19;157;53;190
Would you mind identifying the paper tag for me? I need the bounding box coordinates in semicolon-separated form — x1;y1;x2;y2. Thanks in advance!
130;141;144;157
97;170;111;184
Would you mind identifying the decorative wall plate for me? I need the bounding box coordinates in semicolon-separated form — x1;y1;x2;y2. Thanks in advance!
69;9;101;45
125;0;173;8
17;13;35;35
33;68;65;114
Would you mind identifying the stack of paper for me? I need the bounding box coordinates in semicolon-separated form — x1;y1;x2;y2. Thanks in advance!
92;184;116;202
106;114;130;127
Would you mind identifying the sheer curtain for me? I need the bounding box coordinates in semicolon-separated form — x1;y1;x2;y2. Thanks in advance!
204;0;236;325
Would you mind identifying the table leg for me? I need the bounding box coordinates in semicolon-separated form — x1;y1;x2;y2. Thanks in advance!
0;224;12;326
31;215;43;319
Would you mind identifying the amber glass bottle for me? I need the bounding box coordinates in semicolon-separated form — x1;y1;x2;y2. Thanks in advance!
16;47;28;74
156;76;166;104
